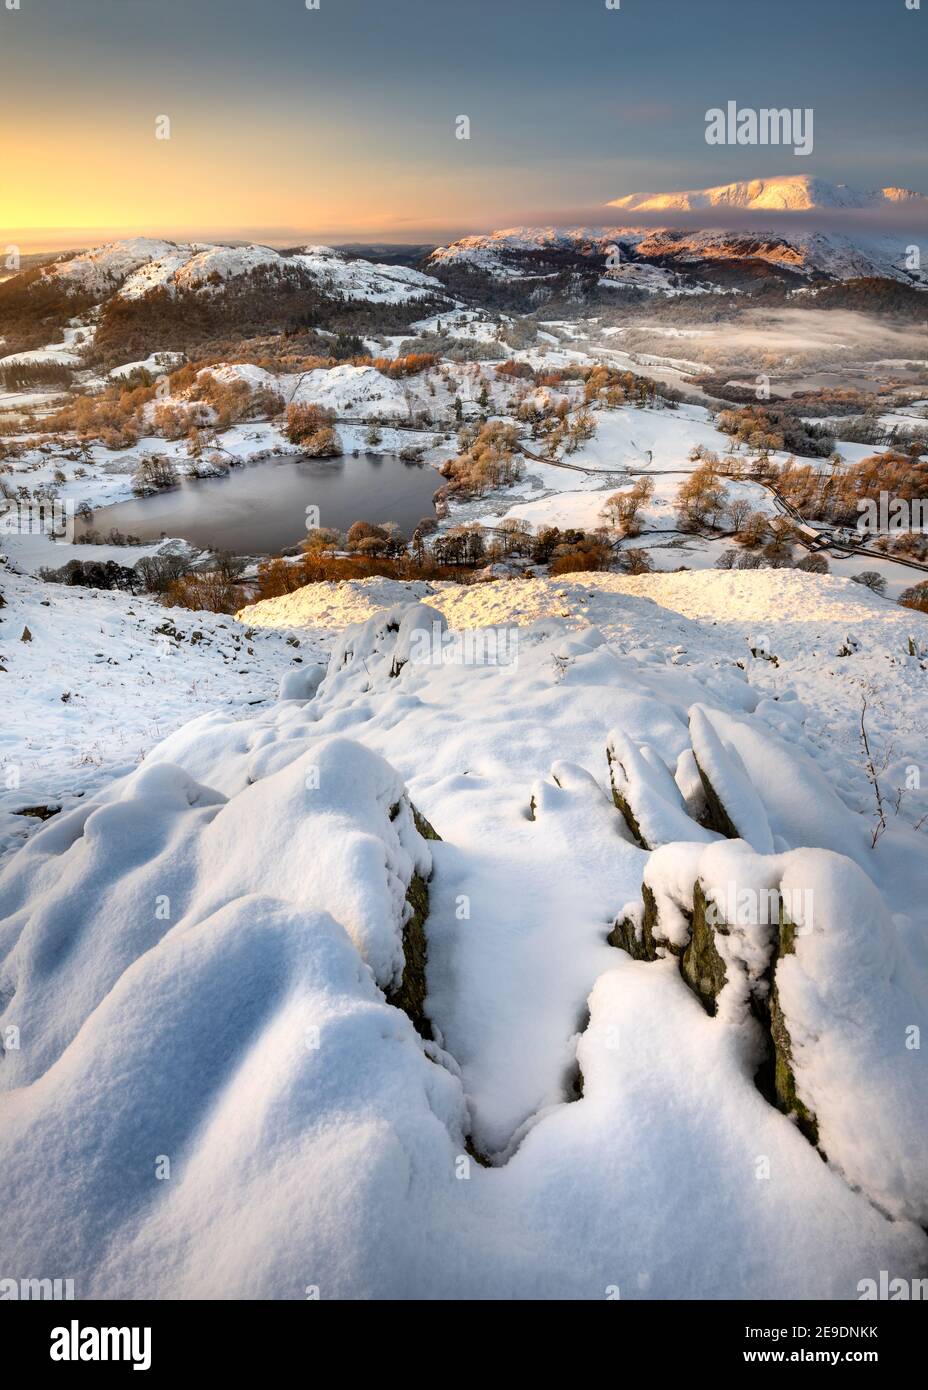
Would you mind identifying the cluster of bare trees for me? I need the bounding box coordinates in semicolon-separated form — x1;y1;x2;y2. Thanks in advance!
161;551;248;612
715;405;835;459
772;451;927;529
284;403;342;457
669;453;814;570
514;396;596;458
344;520;408;558
438;421;523;498
675;461;728;531
900;581;928;613
600;477;654;536
132;454;180;496
582;365;668;410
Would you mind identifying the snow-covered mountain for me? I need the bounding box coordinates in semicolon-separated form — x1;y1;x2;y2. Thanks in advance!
608;174;926;213
35;237;446;307
428;177;928;294
428;224;923;292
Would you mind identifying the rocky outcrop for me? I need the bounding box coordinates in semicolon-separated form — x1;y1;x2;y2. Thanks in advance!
693;756;741;840
679;881;729;1017
688;707;775;853
387;868;433;1039
608;778;647;848
605;730;715;850
608;883;684;961
766;914;820;1147
385;800;442;1039
609;869;819;1149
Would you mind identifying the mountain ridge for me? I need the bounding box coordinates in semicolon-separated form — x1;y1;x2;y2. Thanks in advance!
608;174;926;213
426;177;928;294
31;237;445;307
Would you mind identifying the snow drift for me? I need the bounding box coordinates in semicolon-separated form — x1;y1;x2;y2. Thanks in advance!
1;574;926;1298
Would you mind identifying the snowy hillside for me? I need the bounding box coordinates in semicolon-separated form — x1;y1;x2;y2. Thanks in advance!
46;238;180;297
0;567;315;861
430;223;923;290
33;238;446;306
1;567;925;1298
201;360;417;419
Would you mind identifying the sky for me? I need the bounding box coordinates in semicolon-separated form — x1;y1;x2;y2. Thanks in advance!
1;0;926;250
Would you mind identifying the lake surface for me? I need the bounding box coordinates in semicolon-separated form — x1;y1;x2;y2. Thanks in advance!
76;453;441;555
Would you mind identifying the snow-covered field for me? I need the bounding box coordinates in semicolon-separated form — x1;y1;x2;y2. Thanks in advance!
1;565;926;1298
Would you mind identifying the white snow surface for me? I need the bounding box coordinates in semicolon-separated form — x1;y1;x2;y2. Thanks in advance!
1;565;926;1298
0;567;315;860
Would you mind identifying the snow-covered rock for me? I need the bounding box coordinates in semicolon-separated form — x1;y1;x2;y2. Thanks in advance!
637;837;928;1227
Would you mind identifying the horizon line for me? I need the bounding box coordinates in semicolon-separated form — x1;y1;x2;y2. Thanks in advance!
8;195;928;256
